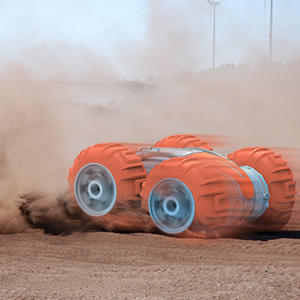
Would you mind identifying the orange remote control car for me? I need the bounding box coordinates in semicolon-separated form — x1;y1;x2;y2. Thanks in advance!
68;135;296;237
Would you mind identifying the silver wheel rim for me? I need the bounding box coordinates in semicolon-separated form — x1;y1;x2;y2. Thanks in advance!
74;163;117;216
148;178;195;234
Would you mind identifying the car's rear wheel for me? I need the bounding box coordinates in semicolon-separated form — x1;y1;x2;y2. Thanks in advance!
154;134;213;150
228;147;296;230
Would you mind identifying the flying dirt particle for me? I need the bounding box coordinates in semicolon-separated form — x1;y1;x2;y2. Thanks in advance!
0;193;29;234
19;191;156;235
19;192;89;235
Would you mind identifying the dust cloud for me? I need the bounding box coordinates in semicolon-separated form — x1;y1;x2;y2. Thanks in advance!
114;0;209;79
0;1;299;234
0;57;299;234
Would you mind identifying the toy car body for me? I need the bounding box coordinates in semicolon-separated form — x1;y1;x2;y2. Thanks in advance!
68;135;296;237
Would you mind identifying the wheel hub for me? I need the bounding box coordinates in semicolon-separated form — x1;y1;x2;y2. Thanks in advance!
74;163;117;216
163;196;180;216
87;180;103;200
148;178;195;234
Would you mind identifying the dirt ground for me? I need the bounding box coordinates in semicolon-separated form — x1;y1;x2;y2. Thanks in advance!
1;221;300;300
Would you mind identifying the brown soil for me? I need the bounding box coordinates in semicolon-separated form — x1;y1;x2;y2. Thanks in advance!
1;225;300;300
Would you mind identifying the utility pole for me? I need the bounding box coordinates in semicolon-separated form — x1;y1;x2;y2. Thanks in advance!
269;0;273;62
206;0;220;69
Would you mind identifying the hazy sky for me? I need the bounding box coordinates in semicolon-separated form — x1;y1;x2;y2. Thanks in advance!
0;0;299;79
